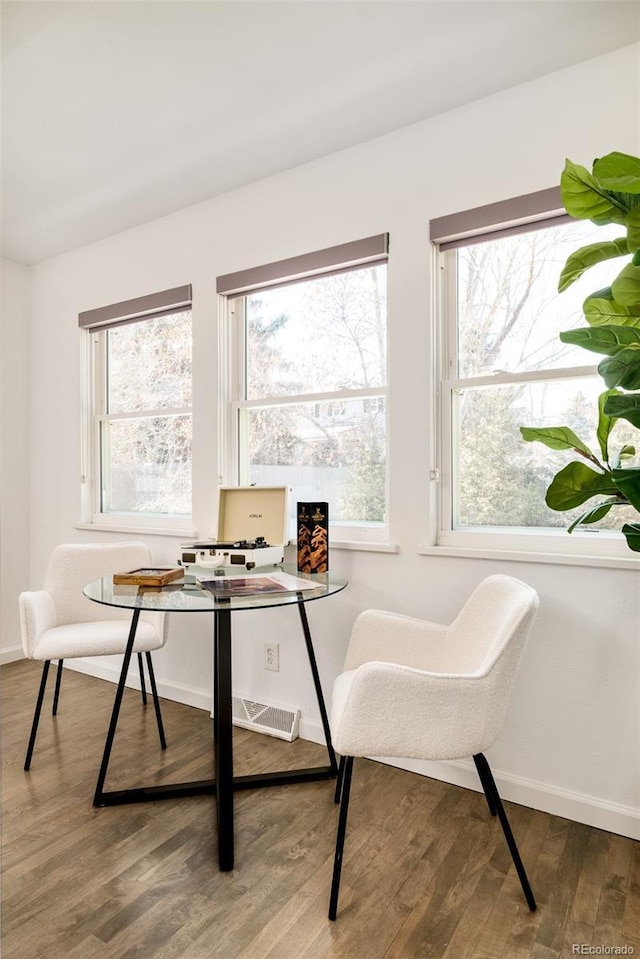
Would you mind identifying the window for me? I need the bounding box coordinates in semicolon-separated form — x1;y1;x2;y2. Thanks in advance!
80;285;193;530
217;237;388;542
433;191;637;553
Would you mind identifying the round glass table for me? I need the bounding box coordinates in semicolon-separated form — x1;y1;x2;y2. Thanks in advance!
84;565;348;871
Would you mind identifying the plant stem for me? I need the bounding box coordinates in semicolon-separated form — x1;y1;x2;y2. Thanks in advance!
574;447;607;472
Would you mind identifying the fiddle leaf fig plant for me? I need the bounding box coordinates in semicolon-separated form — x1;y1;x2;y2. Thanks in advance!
520;151;640;550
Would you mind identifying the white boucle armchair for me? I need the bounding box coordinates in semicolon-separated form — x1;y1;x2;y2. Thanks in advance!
328;573;539;920
19;542;167;771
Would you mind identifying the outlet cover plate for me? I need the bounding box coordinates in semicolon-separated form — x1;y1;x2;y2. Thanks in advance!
264;642;279;671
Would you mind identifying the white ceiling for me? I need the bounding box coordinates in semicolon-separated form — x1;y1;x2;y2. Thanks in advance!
2;1;639;265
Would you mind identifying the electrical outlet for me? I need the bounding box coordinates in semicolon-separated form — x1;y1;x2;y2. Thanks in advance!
264;642;279;671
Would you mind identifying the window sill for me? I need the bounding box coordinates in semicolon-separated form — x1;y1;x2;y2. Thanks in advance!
418;542;640;571
331;540;399;554
75;522;195;539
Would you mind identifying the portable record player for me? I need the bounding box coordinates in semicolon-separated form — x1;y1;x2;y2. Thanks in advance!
179;486;290;572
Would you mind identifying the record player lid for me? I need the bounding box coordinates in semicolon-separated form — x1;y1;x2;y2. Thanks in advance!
217;486;289;546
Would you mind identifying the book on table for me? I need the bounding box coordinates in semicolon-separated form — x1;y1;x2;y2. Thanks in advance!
197;570;321;599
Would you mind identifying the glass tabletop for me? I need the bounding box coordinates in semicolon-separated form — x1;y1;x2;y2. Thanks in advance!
83;564;348;613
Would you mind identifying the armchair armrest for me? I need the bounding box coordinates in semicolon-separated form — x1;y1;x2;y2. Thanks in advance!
19;591;57;659
140;610;167;645
332;661;505;762
344;609;448;672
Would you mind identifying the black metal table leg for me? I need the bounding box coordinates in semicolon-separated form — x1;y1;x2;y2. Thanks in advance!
145;651;167;750
214;608;234;871
93;608;141;806
91;594;338;871
298;601;338;774
329;754;354;920
138;652;147;704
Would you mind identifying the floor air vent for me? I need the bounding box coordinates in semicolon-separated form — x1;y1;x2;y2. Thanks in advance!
232;695;300;742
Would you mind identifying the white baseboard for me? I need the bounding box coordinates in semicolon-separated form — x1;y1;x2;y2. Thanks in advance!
0;646;25;665
370;755;640;842
298;717;326;746
297;722;639;841
62;658;213;713
21;659;640;842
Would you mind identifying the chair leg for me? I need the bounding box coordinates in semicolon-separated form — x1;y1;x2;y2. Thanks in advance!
24;660;51;771
52;659;64;715
473;749;497;817
334;754;345;804
137;652;147;705
328;755;354;920
473;753;536;911
144;651;167;750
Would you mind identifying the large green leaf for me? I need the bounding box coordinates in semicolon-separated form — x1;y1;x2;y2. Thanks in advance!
586;285;614;301
611;263;640;308
560;160;627;224
567;499;617;533
621;523;640;551
603;392;640;428
559;325;640;355
593;153;640;194
520;426;592;456
626;208;640;253
608;193;640;214
598;346;640;389
545;462;617;511
558;238;628;292
611;469;640;511
597;390;618;462
583;295;640;327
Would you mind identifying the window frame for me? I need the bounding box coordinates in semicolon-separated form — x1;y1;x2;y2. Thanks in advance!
432;195;637;564
79;286;194;534
217;238;390;545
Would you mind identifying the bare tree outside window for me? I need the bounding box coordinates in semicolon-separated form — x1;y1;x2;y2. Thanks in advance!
242;265;387;526
450;221;637;530
98;310;192;517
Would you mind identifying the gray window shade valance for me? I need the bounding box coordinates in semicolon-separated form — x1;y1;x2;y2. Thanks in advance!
79;284;192;330
216;234;388;298
430;187;571;251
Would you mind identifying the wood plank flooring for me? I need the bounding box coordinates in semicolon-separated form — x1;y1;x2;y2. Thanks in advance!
2;659;638;959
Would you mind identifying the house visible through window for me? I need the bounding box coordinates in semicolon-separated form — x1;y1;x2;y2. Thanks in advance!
80;285;192;528
217;237;388;540
433;192;637;545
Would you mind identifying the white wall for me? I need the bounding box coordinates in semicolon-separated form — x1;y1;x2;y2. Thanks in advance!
16;44;640;838
1;257;31;661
